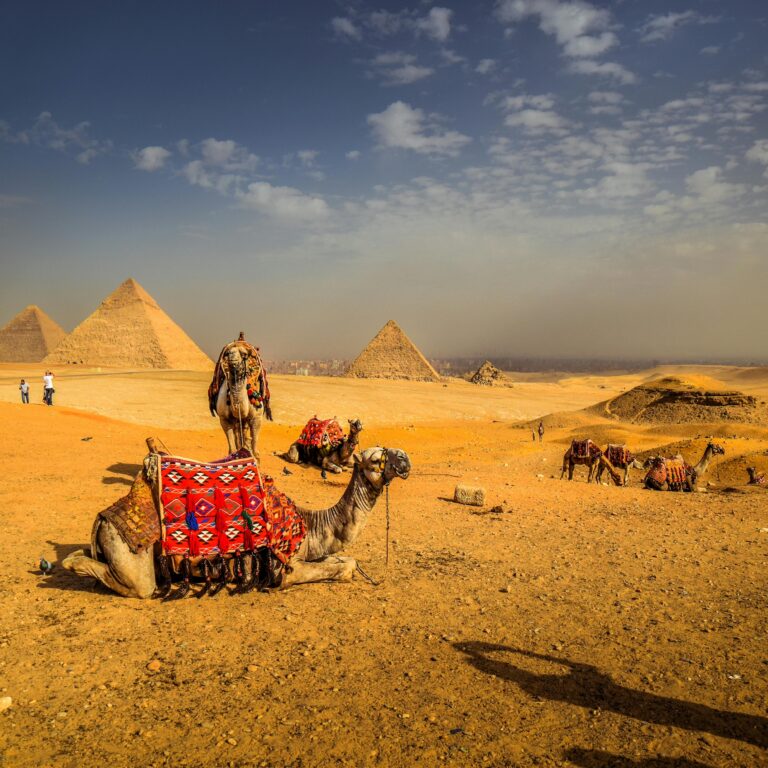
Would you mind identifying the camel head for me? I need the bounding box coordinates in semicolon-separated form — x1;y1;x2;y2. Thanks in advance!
348;418;363;437
707;442;725;457
354;446;411;490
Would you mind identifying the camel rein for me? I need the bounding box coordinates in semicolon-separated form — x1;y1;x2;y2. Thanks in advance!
354;459;392;587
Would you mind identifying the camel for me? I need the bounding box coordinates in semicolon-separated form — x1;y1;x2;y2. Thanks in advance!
746;467;766;486
280;418;363;474
215;345;263;459
560;439;602;482
61;445;410;598
644;442;725;491
595;444;644;486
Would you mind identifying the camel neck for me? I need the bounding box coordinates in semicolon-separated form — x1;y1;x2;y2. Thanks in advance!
298;466;382;560
693;446;713;476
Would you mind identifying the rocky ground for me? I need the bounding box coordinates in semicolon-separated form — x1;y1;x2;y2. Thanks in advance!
0;366;767;767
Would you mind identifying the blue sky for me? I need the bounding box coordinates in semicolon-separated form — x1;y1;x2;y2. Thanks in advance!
1;0;767;361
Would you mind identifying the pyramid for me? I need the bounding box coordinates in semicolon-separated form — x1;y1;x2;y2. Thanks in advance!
470;360;512;387
44;278;212;370
0;305;66;362
345;320;440;382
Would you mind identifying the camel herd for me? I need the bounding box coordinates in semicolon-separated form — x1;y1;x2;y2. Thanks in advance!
560;438;726;492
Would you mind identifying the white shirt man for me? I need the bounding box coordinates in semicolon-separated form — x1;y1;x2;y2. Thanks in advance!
43;372;54;405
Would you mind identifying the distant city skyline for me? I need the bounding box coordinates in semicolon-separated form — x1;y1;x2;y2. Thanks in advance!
1;1;766;361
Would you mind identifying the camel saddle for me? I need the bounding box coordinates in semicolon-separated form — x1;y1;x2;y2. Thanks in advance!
97;474;160;555
156;451;305;565
208;339;272;419
605;444;631;467
296;417;345;459
571;439;600;459
645;458;694;491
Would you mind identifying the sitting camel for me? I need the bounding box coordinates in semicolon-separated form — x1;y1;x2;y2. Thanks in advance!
280;418;363;474
746;467;766;486
644;442;725;492
62;445;410;598
561;439;602;482
595;444;644;486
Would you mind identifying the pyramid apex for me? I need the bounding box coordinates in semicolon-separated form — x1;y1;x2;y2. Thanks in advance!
104;278;159;308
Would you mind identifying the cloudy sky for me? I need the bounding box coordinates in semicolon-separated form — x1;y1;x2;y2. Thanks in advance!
1;0;767;361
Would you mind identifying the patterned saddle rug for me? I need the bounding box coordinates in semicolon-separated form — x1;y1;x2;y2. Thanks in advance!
645;458;694;491
296;417;345;459
605;444;632;467
571;439;601;459
158;452;305;565
97;474;160;555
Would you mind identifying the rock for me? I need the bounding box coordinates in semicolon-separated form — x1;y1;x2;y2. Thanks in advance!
0;696;11;713
247;664;259;673
227;737;238;746
454;485;486;507
146;660;162;673
489;503;512;514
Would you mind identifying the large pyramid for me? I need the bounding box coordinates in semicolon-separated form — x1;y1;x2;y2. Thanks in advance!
44;278;212;370
345;320;440;382
0;305;67;362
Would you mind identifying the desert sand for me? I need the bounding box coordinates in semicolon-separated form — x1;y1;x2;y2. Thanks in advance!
0;363;767;767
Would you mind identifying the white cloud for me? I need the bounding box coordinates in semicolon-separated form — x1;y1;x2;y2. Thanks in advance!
569;59;636;84
588;90;624;105
346;150;361;160
476;58;497;75
581;162;654;200
505;109;570;133
12;111;112;162
746;140;768;177
700;46;720;56
195;138;258;172
496;0;618;58
371;52;434;85
297;149;318;167
236;182;330;222
415;7;453;42
502;93;556;110
331;17;361;40
367;101;471;156
639;11;719;43
683;166;745;205
134;146;171;172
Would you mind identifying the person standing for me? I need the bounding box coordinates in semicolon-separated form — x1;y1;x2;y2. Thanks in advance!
531;428;536;442
19;379;29;404
538;421;544;443
43;370;54;406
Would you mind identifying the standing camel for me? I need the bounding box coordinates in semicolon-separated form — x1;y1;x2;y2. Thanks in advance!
644;442;725;491
561;439;602;482
61;446;410;598
595;444;644;486
215;345;263;459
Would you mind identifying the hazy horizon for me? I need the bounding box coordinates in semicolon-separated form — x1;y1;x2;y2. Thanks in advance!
1;1;766;361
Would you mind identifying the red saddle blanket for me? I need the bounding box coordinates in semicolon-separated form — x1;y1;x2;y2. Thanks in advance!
296;418;344;450
572;439;600;459
605;444;631;467
646;458;690;489
159;452;305;564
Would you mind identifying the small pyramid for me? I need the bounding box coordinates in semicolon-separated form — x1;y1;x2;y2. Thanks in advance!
0;305;66;362
44;278;212;370
470;360;512;387
345;320;440;382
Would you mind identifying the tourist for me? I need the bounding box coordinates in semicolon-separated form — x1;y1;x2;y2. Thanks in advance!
43;370;54;406
538;421;544;442
19;379;29;404
532;428;536;442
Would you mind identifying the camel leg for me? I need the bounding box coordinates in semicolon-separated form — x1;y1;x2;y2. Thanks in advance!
248;415;261;461
280;443;301;464
62;522;156;599
280;556;357;587
568;460;575;481
220;417;237;453
623;466;629;486
322;456;343;474
560;453;569;480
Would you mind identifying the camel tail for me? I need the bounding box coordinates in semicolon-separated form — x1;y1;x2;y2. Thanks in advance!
90;515;105;562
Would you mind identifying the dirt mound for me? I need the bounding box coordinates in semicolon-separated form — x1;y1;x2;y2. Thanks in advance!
469;361;512;387
600;376;765;424
0;305;66;362
345;320;440;382
44;278;212;371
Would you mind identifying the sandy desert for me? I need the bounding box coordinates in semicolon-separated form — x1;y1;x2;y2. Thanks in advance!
0;363;767;768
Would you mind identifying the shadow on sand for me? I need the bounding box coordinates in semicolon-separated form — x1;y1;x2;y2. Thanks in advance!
454;642;768;750
34;541;111;594
102;462;141;486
